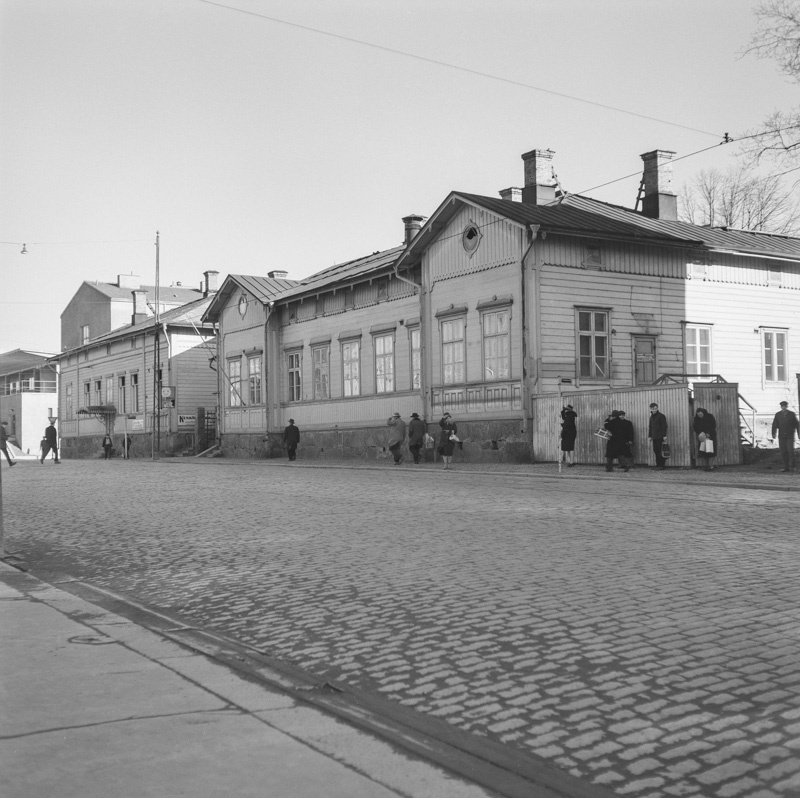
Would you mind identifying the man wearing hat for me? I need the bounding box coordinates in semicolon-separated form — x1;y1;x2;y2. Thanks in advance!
283;418;300;462
603;410;634;472
387;412;407;465
407;412;426;464
648;402;668;469
771;401;800;472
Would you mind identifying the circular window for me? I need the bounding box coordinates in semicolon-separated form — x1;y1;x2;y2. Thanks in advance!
237;293;247;318
462;224;481;254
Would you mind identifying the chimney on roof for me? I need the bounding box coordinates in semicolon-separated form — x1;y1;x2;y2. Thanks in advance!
402;215;426;245
521;149;557;205
267;270;289;279
118;274;140;289
131;290;153;325
203;270;220;296
640;150;678;221
499;187;523;202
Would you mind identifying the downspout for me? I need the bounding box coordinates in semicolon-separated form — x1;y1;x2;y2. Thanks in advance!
520;224;540;436
264;301;274;445
394;259;426;417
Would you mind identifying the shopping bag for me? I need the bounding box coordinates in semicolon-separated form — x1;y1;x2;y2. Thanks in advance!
661;442;671;459
702;439;714;454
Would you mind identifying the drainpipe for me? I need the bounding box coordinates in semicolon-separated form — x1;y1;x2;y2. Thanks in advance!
264;301;274;446
521;225;540;436
394;259;427;417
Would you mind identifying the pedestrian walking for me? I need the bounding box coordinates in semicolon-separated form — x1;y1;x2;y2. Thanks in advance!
101;433;113;460
560;404;577;467
407;412;426;464
693;407;717;471
283;419;300;461
648;402;668;469
387;412;407;465
40;421;61;464
771;401;800;473
0;421;16;467
604;410;634;472
438;412;458;470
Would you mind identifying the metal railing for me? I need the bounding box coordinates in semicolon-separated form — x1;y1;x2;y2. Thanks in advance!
1;380;58;395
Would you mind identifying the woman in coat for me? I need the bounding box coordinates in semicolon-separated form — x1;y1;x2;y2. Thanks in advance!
560;404;578;467
438;412;457;470
604;410;634;472
693;407;717;471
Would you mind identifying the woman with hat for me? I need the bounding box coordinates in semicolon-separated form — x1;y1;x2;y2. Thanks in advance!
407;412;426;464
560;404;578;467
438;412;458;470
693;407;717;471
603;410;634;472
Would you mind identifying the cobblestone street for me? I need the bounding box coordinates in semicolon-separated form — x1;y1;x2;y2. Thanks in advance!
3;458;800;797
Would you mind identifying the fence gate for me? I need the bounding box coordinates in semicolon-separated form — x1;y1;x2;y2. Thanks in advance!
692;383;742;466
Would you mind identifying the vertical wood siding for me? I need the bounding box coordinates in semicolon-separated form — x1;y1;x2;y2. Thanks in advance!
532;384;692;466
693;383;742;465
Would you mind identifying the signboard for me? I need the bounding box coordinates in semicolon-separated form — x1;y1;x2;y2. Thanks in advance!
131;419;144;431
178;414;196;427
160;385;176;409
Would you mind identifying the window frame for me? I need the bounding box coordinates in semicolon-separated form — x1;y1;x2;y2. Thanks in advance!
684;323;713;376
65;383;73;420
311;344;330;400
576;308;610;381
105;376;114;406
247;354;263;405
440;315;466;386
130;372;140;413
762;328;788;383
409;326;421;392
118;375;127;414
481;307;511;381
342;339;361;398
287;350;302;403
227;358;242;407
373;331;395;394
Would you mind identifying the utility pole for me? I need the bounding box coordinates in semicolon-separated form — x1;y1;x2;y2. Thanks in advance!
152;231;160;460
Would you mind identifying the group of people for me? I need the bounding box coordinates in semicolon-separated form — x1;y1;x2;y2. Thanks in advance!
283;411;459;469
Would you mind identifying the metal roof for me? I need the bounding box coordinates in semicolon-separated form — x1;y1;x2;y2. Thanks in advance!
202;275;299;322
83;280;204;304
0;349;56;376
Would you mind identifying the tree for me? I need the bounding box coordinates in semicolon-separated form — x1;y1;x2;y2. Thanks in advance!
741;0;800;165
680;165;800;235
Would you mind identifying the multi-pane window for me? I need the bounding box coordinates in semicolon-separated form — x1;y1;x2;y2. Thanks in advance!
578;309;609;379
763;329;787;382
105;376;114;405
482;309;510;380
93;379;102;405
442;317;465;385
685;324;712;375
287;352;301;402
248;355;262;405
65;384;73;419
118;375;127;413
83;382;91;406
81;325;90;344
130;373;140;412
374;333;394;393
228;359;242;407
312;346;330;400
410;328;421;391
342;340;360;397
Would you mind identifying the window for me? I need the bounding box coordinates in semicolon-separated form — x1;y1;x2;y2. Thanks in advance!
763;329;787;382
81;325;90;344
374;333;394;393
482;309;510;380
312;346;330;400
578;309;609;379
130;373;140;412
93;379;102;405
228;359;242;407
83;382;91;405
248;355;262;404
118;375;127;413
342;340;360;397
105;376;114;405
685;324;712;375
410;328;421;391
441;317;466;385
287;352;302;402
65;384;73;419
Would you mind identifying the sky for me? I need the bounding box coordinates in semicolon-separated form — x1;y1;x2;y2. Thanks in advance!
1;0;796;355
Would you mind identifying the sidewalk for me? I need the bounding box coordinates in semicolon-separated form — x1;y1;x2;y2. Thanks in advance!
0;562;498;798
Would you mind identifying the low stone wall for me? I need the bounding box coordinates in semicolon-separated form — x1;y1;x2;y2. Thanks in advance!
60;433;191;459
220;419;533;463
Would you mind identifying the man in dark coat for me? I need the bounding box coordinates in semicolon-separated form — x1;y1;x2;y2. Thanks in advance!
407;412;426;464
0;421;16;467
771;401;800;472
40;421;61;464
283;419;300;461
604;410;634;472
648;402;668;469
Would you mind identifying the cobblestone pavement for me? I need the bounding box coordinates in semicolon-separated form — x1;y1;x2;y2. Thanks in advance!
3;458;800;797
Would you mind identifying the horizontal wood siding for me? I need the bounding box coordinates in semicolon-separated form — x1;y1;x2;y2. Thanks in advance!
172;344;218;415
279;393;421;430
532;384;691;465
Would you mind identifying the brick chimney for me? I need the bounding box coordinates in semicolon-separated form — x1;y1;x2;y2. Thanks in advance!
203;270;220;296
131;290;153;325
640;150;678;220
499;187;523;202
521;149;557;205
267;270;289;279
118;274;140;289
402;214;426;245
